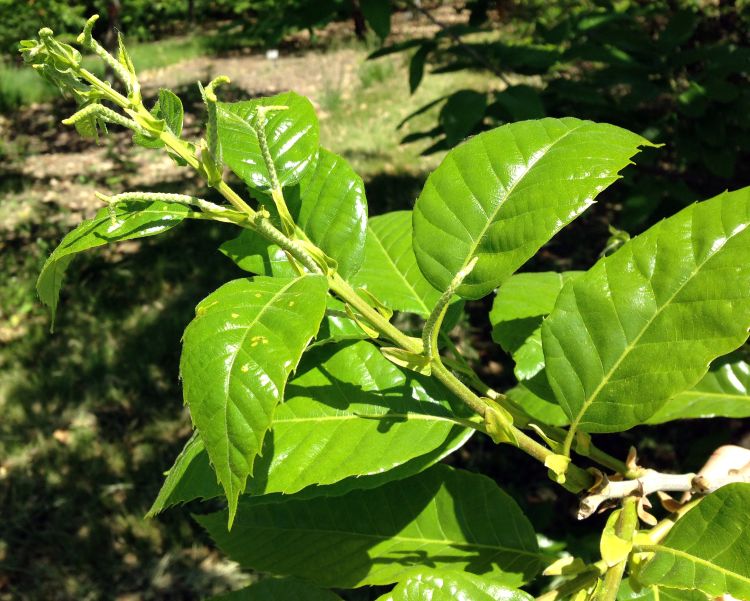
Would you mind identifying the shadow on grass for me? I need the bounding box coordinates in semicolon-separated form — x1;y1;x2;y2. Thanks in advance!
0;209;252;599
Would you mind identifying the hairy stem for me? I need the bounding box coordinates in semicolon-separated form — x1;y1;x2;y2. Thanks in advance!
422;257;478;359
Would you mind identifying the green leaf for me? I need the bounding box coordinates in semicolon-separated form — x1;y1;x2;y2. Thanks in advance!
361;0;391;39
647;357;750;424
209;577;342;601
286;148;367;278
180;275;328;525
507;375;569;427
439;90;487;146
37;200;189;325
351;211;441;316
216;92;319;192
637;483;750;599
146;432;216;518
155;88;183;136
413;118;651;299
219;230;298;277
149;421;472;516
543;187;750;433
148;341;472;515
197;464;543;588
133;89;184;151
490;271;582;380
617;580;707;600
376;569;533;601
249;340;474;495
313;296;368;346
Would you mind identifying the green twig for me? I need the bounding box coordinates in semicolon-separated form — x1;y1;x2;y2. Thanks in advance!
422;256;477;359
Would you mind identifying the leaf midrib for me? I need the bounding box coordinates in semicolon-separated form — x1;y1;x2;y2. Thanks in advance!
275;412;459;425
456;122;586;279
236;523;541;557
218;277;303;497
568;220;746;432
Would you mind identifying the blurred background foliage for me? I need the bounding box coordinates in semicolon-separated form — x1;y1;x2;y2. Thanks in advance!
1;1;749;599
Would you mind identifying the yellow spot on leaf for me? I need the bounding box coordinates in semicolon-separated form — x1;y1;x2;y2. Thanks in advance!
250;335;269;347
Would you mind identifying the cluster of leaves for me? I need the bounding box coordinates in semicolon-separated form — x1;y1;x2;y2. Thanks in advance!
21;16;750;601
371;0;750;228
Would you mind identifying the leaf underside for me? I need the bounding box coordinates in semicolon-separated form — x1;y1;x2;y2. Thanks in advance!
197;464;543;589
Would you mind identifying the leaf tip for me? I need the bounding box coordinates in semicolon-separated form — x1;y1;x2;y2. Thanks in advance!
226;497;238;530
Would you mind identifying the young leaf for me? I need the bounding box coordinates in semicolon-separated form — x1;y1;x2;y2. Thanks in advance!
209;577;342;601
647;357;750;424
155;88;184;136
490;271;582;380
216;91;319;192
351;211;441;316
376;570;533;601
543;187;750;432
180;275;328;525
148;341;473;515
412;118;652;299
37;200;190;325
197;464;543;588
286;148;367;278
133;89;184;151
636;483;750;599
